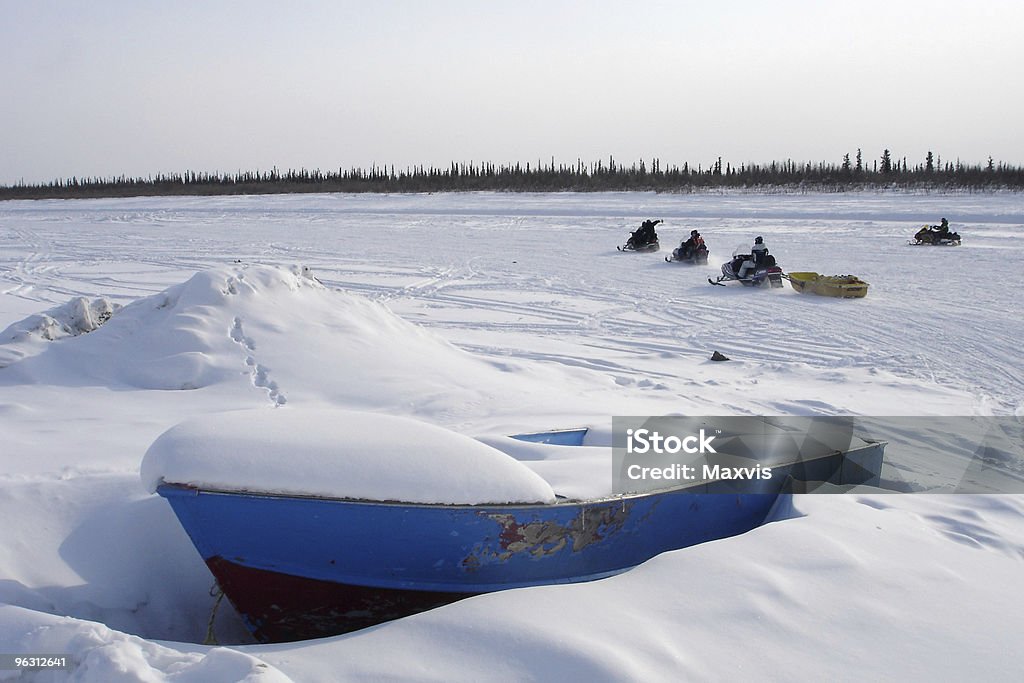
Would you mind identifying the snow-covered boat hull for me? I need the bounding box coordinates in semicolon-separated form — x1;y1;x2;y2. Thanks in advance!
156;428;885;642
161;484;777;641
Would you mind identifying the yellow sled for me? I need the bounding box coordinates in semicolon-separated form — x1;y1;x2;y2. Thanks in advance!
786;272;869;298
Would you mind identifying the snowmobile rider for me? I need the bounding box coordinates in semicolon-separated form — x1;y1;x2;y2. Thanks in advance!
631;219;662;247
738;236;768;278
679;230;705;258
924;218;950;236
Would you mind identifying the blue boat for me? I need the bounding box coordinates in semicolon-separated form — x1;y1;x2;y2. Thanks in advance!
150;415;885;642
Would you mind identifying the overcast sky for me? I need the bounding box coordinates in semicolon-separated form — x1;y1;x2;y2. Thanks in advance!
2;0;1022;185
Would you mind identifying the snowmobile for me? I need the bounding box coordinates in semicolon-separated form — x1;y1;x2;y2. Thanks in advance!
665;243;709;264
618;239;660;253
910;224;961;246
618;219;661;252
709;245;784;287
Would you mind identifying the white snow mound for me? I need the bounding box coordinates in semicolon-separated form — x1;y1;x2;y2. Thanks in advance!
141;408;557;504
0;296;120;341
0;265;507;404
0;605;290;682
0;296;121;367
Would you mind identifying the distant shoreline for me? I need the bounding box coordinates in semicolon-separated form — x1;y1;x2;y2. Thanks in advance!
4;181;1024;202
4;155;1022;201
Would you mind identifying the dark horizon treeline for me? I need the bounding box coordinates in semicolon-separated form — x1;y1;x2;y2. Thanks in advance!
3;149;1023;200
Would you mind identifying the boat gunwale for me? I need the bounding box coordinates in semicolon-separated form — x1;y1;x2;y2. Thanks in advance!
155;440;886;509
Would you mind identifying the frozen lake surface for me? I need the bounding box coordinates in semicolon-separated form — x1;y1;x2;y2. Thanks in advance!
1;191;1022;681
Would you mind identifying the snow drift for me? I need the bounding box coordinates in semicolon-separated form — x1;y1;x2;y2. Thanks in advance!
0;264;543;417
0;296;120;367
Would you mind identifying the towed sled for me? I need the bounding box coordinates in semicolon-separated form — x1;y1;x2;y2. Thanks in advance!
784;272;869;298
910;225;961;246
709;247;784;288
666;244;709;264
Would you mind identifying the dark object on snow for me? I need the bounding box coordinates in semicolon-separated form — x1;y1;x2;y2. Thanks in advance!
619;219;662;252
710;350;730;361
911;220;961;246
666;230;709;264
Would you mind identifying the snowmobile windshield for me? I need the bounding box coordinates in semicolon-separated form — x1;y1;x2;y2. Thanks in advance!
732;244;752;258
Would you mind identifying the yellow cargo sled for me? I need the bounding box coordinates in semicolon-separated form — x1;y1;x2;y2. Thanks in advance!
785;272;869;298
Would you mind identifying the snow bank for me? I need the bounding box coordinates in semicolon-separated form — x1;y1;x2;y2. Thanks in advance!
251;494;1024;682
0;263;554;423
0;605;289;682
0;296;120;342
141;408;556;504
0;297;120;367
0;266;324;389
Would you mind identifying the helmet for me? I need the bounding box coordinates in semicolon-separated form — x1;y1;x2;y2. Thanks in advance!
691;230;699;236
754;236;763;244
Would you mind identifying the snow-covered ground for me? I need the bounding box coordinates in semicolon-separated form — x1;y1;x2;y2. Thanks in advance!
0;191;1022;681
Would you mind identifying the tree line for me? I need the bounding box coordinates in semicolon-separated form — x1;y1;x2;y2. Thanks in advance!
2;149;1023;200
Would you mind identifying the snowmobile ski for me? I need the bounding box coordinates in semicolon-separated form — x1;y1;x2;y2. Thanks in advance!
618;242;660;253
